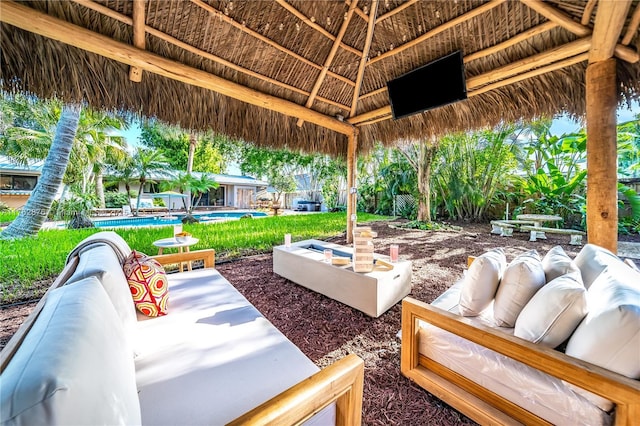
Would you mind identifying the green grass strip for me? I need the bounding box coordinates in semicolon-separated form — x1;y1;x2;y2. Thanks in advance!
0;212;386;303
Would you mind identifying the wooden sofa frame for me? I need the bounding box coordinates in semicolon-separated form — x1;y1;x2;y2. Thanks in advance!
400;297;640;426
1;249;365;426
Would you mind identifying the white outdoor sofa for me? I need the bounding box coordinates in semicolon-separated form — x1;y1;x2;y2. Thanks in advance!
0;231;364;425
401;244;640;425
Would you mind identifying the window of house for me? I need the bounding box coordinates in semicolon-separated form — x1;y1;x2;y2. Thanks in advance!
0;175;37;190
143;182;159;193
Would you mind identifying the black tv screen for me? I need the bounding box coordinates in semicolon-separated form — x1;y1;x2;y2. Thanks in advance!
387;50;467;120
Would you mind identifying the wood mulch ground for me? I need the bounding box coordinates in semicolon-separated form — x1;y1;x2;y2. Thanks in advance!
2;221;638;425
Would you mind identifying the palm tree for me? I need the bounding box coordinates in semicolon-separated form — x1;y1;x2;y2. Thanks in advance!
1;104;81;239
131;148;171;216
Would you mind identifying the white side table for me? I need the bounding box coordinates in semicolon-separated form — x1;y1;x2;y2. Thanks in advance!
153;237;199;272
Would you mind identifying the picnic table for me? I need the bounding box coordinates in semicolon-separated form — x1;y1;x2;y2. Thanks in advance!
516;214;563;240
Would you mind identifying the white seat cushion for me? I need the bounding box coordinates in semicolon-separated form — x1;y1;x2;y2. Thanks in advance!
542;245;580;283
134;268;334;425
574;244;625;289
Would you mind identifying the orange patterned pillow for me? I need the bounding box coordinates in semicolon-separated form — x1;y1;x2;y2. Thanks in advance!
123;251;169;317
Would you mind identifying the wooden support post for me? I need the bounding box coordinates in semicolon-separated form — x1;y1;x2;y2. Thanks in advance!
586;58;618;254
346;131;358;244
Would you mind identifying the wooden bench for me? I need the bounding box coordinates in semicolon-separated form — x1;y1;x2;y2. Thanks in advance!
521;225;586;245
489;220;535;236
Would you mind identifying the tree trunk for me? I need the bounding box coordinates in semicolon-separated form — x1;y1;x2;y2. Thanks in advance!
417;140;437;222
96;166;106;208
1;104;81;239
186;134;196;213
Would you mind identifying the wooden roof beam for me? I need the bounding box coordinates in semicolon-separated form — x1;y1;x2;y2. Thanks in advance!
0;1;354;135
621;2;640;45
128;0;145;82
72;0;352;112
368;0;507;66
190;0;355;87
522;0;638;63
297;0;359;127
275;0;361;56
589;0;632;63
350;0;379;117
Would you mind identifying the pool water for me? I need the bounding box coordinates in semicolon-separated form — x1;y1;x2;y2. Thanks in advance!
86;211;267;228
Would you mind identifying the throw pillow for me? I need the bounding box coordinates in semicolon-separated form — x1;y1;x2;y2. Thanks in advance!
493;250;545;327
123;251;169;317
459;248;506;317
514;272;587;348
541;245;580;283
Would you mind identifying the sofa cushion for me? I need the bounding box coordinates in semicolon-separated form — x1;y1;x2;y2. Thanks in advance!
542;245;580;283
66;244;137;335
123;250;169;317
494;250;546;327
514;272;587;348
566;266;640;379
0;277;141;425
459;248;506;316
574;244;625;289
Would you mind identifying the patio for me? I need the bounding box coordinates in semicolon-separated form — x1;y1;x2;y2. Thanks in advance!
4;220;638;424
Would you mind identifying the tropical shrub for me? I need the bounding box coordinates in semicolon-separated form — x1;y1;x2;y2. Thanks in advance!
105;191;130;208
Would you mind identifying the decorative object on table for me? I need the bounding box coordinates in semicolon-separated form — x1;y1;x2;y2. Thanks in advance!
123;250;169;317
174;224;183;236
390;244;399;263
175;231;192;243
353;227;377;272
284;233;291;248
323;249;333;263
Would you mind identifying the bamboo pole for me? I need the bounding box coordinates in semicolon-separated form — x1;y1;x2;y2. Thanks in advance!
589;0;632;63
622;3;640;45
346;131;358;244
586;59;618;253
0;1;354;135
350;0;379;118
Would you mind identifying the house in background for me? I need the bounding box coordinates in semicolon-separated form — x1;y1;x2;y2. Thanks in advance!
1;155;268;211
111;170;268;210
0;156;56;209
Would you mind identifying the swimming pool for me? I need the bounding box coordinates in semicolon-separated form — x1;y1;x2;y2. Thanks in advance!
87;211;267;229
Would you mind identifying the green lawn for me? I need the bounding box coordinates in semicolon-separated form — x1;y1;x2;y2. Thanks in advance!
0;212;387;304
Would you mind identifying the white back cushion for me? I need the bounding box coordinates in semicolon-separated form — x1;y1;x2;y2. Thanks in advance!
0;277;141;425
459;248;506;316
574;244;625;289
541;245;580;283
566;265;640;379
514;272;587;348
494;250;546;327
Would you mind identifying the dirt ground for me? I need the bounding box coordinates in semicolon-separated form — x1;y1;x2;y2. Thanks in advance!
1;221;638;425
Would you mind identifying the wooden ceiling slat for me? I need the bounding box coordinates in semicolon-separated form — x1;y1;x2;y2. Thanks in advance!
297;0;359;126
376;0;419;23
275;0;361;56
581;0;597;25
589;0;632;63
72;0;352;112
367;0;507;67
350;0;379;117
621;2;640;45
189;0;356;87
0;1;354;134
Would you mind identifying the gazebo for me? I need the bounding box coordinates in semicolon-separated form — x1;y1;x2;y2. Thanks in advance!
1;0;639;251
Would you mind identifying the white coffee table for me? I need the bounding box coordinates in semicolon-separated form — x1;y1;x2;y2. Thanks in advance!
273;239;412;317
153;237;199;272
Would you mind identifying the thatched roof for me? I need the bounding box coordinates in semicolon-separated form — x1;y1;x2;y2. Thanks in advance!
1;0;639;156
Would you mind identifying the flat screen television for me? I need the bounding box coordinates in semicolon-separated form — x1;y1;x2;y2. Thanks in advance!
387;50;467;120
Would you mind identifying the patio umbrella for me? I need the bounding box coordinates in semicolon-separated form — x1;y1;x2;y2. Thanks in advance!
150;191;188;214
